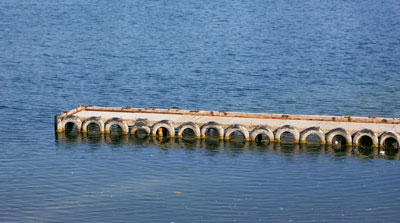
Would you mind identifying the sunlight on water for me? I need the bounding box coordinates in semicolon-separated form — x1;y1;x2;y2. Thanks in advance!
1;0;400;222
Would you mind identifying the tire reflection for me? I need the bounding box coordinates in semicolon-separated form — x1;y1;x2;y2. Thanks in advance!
55;133;400;160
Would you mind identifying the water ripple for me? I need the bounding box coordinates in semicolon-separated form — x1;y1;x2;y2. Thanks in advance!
1;0;400;222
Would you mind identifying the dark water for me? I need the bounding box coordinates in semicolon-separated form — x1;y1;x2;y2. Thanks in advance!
1;0;400;222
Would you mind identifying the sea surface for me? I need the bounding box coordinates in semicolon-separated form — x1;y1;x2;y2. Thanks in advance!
1;0;400;222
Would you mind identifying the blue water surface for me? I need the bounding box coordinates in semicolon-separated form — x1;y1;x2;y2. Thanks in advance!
1;0;400;222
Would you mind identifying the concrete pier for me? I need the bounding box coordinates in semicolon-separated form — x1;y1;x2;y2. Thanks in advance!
55;105;400;148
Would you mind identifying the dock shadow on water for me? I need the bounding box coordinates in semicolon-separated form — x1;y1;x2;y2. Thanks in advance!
55;132;400;160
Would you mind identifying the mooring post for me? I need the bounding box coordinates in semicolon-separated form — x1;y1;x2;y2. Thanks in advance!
157;127;163;137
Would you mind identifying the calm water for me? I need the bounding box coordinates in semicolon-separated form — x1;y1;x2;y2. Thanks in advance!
1;0;400;222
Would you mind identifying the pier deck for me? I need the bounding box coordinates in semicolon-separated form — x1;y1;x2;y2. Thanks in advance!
55;105;400;148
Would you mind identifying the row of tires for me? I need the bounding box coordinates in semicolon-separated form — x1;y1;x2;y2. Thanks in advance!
57;115;400;148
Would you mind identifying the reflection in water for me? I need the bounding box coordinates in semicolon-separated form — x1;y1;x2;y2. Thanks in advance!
55;133;400;160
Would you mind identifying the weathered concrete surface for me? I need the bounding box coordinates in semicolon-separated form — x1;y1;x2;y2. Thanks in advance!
55;105;400;148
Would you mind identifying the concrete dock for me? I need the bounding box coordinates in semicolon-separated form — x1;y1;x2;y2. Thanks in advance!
55;105;400;148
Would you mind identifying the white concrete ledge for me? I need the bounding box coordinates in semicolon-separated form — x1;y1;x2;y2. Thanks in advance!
55;105;400;148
